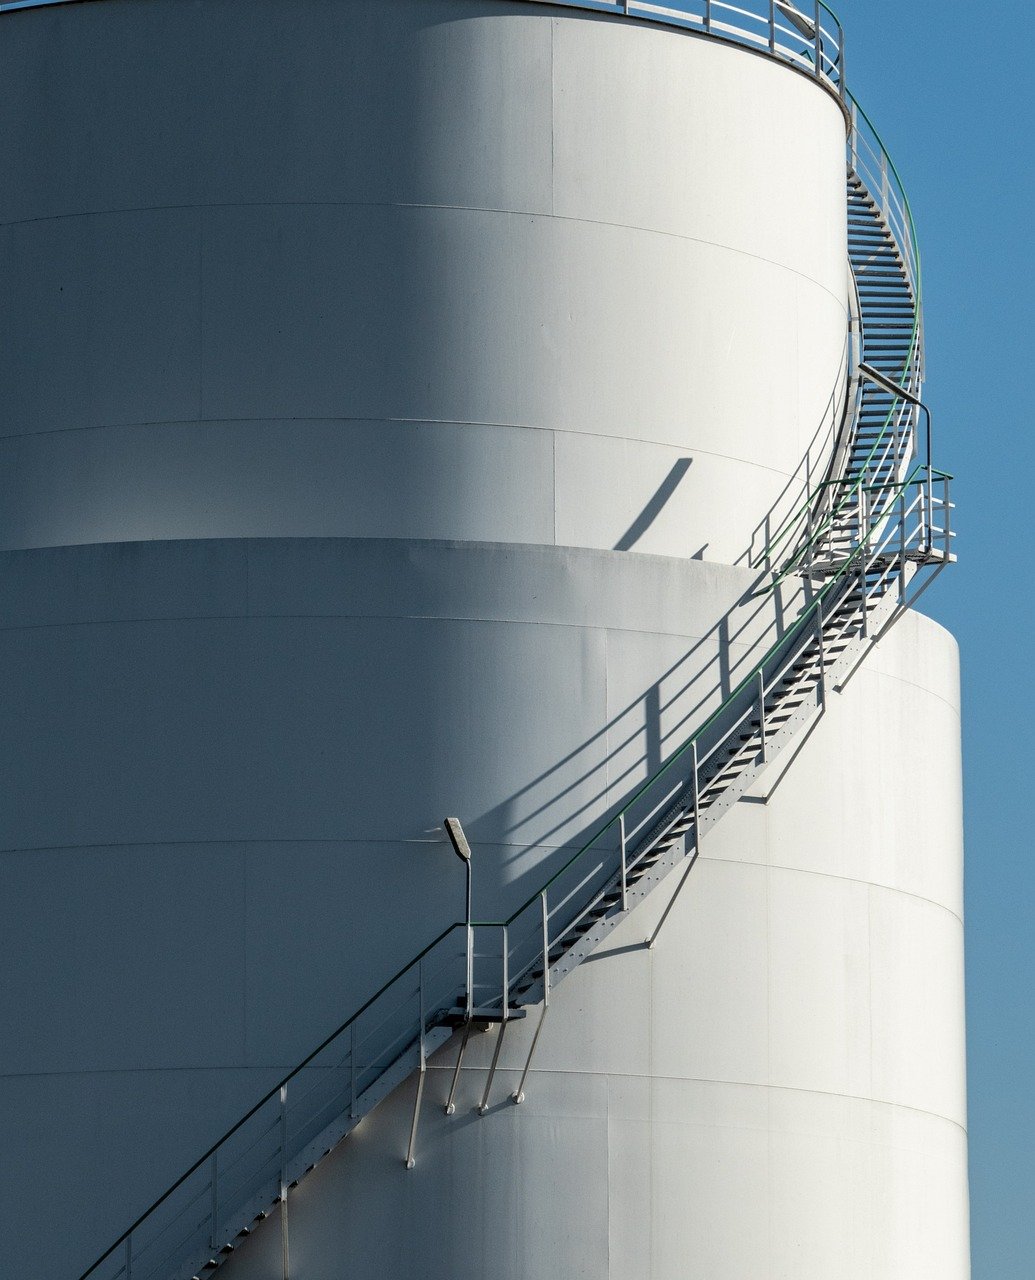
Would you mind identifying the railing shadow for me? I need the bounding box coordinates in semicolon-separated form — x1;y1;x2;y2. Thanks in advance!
471;562;810;914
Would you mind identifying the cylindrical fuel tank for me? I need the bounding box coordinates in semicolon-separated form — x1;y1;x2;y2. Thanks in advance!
0;2;967;1278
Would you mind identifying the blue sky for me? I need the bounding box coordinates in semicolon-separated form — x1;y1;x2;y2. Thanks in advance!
845;3;1032;1274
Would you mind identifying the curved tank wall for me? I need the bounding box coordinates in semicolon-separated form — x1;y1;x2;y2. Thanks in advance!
0;1;967;1279
0;0;848;564
1;543;967;1280
209;613;967;1280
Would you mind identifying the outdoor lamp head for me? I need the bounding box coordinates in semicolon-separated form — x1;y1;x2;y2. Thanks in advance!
444;817;472;863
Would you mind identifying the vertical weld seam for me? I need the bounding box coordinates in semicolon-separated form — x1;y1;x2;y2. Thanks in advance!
197;215;205;421
648;936;655;1280
550;17;556;217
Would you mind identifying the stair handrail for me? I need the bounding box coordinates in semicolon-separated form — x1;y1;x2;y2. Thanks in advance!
79;456;945;1280
476;462;939;936
76;920;465;1280
757;89;924;575
76;454;949;1280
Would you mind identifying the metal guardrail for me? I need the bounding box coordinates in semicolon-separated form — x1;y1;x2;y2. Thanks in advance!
757;93;925;585
0;0;847;92
519;0;846;97
77;462;954;1280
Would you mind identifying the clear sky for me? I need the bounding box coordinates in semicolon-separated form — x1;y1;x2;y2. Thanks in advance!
844;3;1032;1274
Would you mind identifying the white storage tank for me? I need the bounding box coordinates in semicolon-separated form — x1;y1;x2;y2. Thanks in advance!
0;1;967;1277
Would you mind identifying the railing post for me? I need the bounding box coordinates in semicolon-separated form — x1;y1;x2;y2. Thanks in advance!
619;813;628;911
942;473;951;560
816;596;826;705
209;1151;219;1251
445;926;474;1116
704;0;711;34
350;1022;357;1118
406;960;427;1169
859;488;870;637
838;19;846;99
757;671;767;761
646;745;704;950
542;890;551;1001
899;487;908;602
813;0;822;77
279;1084;289;1280
691;740;701;848
501;924;510;1017
768;0;776;53
806;503;815;576
880;148;889;216
850;100;858;172
512;895;552;1105
466;920;474;1023
478;930;511;1116
926;416;934;552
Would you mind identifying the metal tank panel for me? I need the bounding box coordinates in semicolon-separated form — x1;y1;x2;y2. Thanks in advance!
0;0;847;562
0;2;967;1278
207;609;966;1280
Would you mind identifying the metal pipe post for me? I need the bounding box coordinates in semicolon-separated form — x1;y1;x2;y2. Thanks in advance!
350;1022;358;1118
478;1021;508;1116
279;1084;289;1280
899;488;907;602
692;740;701;845
512;894;553;1104
816;596;826;704
860;488;870;636
501;925;510;1017
465;860;473;1021
758;672;767;761
209;1152;219;1251
445;1022;472;1116
647;746;703;950
619;813;628;911
405;960;427;1169
880;148;889;215
838;19;846;98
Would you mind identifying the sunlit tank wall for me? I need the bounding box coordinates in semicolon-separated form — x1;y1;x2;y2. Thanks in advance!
212;611;968;1280
0;0;848;565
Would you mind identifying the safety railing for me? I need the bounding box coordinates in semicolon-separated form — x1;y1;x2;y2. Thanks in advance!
757;92;924;583
79;447;953;1280
80;923;473;1280
520;0;845;98
1;0;847;99
485;464;952;954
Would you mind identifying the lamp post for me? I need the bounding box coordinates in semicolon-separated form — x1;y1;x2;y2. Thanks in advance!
444;817;473;1021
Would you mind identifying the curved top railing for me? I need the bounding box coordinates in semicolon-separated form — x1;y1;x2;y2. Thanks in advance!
526;0;846;99
1;0;846;98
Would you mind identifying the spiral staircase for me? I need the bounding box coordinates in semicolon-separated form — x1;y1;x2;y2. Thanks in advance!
71;5;954;1279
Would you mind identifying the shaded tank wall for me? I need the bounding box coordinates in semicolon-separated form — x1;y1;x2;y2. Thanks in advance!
0;2;967;1278
0;0;848;563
